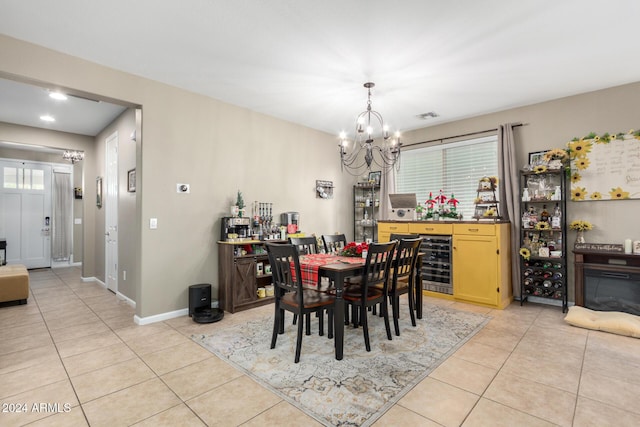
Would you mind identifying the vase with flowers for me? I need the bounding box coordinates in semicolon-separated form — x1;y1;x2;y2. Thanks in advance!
543;148;569;169
569;219;593;244
341;242;369;257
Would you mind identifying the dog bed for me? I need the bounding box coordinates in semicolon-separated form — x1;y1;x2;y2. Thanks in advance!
564;305;640;338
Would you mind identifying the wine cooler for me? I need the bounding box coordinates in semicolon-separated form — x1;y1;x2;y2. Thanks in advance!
419;234;452;295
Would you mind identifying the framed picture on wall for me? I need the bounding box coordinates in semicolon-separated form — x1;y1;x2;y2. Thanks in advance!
96;177;102;208
127;169;136;192
368;171;381;185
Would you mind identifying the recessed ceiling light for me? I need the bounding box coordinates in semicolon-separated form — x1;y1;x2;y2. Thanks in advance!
40;115;55;122
49;92;68;101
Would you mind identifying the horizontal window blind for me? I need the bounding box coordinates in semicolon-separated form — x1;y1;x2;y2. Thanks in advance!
397;136;498;220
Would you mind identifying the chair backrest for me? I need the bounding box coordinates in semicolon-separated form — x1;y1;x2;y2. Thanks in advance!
266;243;303;302
289;236;319;255
391;237;423;287
390;233;420;242
359;240;397;296
322;234;347;254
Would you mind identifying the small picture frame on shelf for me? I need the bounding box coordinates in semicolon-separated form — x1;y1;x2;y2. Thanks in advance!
528;150;547;167
368;171;381;186
539;247;550;257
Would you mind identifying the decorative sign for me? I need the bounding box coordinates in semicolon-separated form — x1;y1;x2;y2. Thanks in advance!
570;130;640;201
316;180;334;199
574;243;624;253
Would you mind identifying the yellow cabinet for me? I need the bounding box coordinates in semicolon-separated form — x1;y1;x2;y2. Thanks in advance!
409;223;452;235
377;222;409;242
452;223;511;308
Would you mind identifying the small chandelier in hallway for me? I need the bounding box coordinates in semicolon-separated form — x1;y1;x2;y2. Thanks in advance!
62;150;84;164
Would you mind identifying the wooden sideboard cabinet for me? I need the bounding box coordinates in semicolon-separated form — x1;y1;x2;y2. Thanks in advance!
218;241;277;313
378;221;512;309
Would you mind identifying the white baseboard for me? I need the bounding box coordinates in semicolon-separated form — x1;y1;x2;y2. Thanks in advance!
134;308;189;325
134;301;219;325
116;291;136;308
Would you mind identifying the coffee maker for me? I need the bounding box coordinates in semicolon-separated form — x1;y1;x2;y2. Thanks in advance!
281;211;300;234
220;216;251;241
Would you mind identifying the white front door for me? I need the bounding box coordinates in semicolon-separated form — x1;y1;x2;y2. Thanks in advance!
105;132;119;293
0;160;52;268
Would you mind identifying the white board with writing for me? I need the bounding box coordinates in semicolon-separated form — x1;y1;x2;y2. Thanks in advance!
570;135;640;201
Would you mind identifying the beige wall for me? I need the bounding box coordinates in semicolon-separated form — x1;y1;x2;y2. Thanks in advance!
2;33;637;312
0;34;352;319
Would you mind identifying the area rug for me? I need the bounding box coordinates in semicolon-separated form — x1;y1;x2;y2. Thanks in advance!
192;304;489;426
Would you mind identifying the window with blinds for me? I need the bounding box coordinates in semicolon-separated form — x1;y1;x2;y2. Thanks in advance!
396;135;498;220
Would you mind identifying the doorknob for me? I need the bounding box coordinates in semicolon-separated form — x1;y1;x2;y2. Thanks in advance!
105;232;110;236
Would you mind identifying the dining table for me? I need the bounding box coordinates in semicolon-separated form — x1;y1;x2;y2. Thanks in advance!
295;252;423;360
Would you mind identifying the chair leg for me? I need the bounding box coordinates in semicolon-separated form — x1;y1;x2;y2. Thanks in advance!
319;310;324;336
271;304;281;349
392;296;401;336
305;314;311;335
293;313;297;325
295;312;304;363
382;297;392;341
361;305;371;352
408;290;417;327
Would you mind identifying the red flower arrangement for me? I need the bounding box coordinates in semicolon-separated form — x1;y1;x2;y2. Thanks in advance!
341;241;369;257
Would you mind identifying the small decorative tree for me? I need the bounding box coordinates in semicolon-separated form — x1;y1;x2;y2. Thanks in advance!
236;191;245;217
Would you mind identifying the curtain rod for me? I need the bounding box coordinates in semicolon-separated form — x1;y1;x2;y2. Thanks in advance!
405;122;525;148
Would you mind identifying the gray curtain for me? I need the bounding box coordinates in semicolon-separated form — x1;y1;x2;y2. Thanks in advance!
497;124;521;299
379;168;396;224
52;171;73;261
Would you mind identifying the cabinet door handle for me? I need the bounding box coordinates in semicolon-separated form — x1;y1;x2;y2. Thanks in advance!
467;228;479;232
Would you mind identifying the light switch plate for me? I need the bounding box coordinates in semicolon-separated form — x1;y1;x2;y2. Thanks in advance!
150;218;158;229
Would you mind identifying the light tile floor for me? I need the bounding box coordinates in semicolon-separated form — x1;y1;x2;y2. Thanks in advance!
1;267;640;426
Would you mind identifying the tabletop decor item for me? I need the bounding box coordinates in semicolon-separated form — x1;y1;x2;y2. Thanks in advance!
569;219;593;244
543;147;570;171
341;241;369;257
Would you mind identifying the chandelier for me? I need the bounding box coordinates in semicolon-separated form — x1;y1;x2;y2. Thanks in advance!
62;150;84;164
339;82;401;175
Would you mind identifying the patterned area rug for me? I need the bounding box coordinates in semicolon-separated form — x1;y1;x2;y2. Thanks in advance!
192;303;489;426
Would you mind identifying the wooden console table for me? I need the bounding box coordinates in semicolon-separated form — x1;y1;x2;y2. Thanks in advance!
573;249;640;307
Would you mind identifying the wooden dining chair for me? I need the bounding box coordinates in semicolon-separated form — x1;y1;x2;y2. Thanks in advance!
386;237;422;336
289;236;319;255
343;240;397;351
266;243;336;363
322;233;347;254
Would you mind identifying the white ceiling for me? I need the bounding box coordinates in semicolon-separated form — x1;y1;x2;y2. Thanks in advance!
1;0;639;138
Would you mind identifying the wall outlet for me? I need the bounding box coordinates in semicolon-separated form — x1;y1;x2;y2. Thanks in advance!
150;218;158;229
177;183;190;193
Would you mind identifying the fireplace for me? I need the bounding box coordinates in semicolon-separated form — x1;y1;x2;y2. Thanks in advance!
574;249;640;316
584;268;640;315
